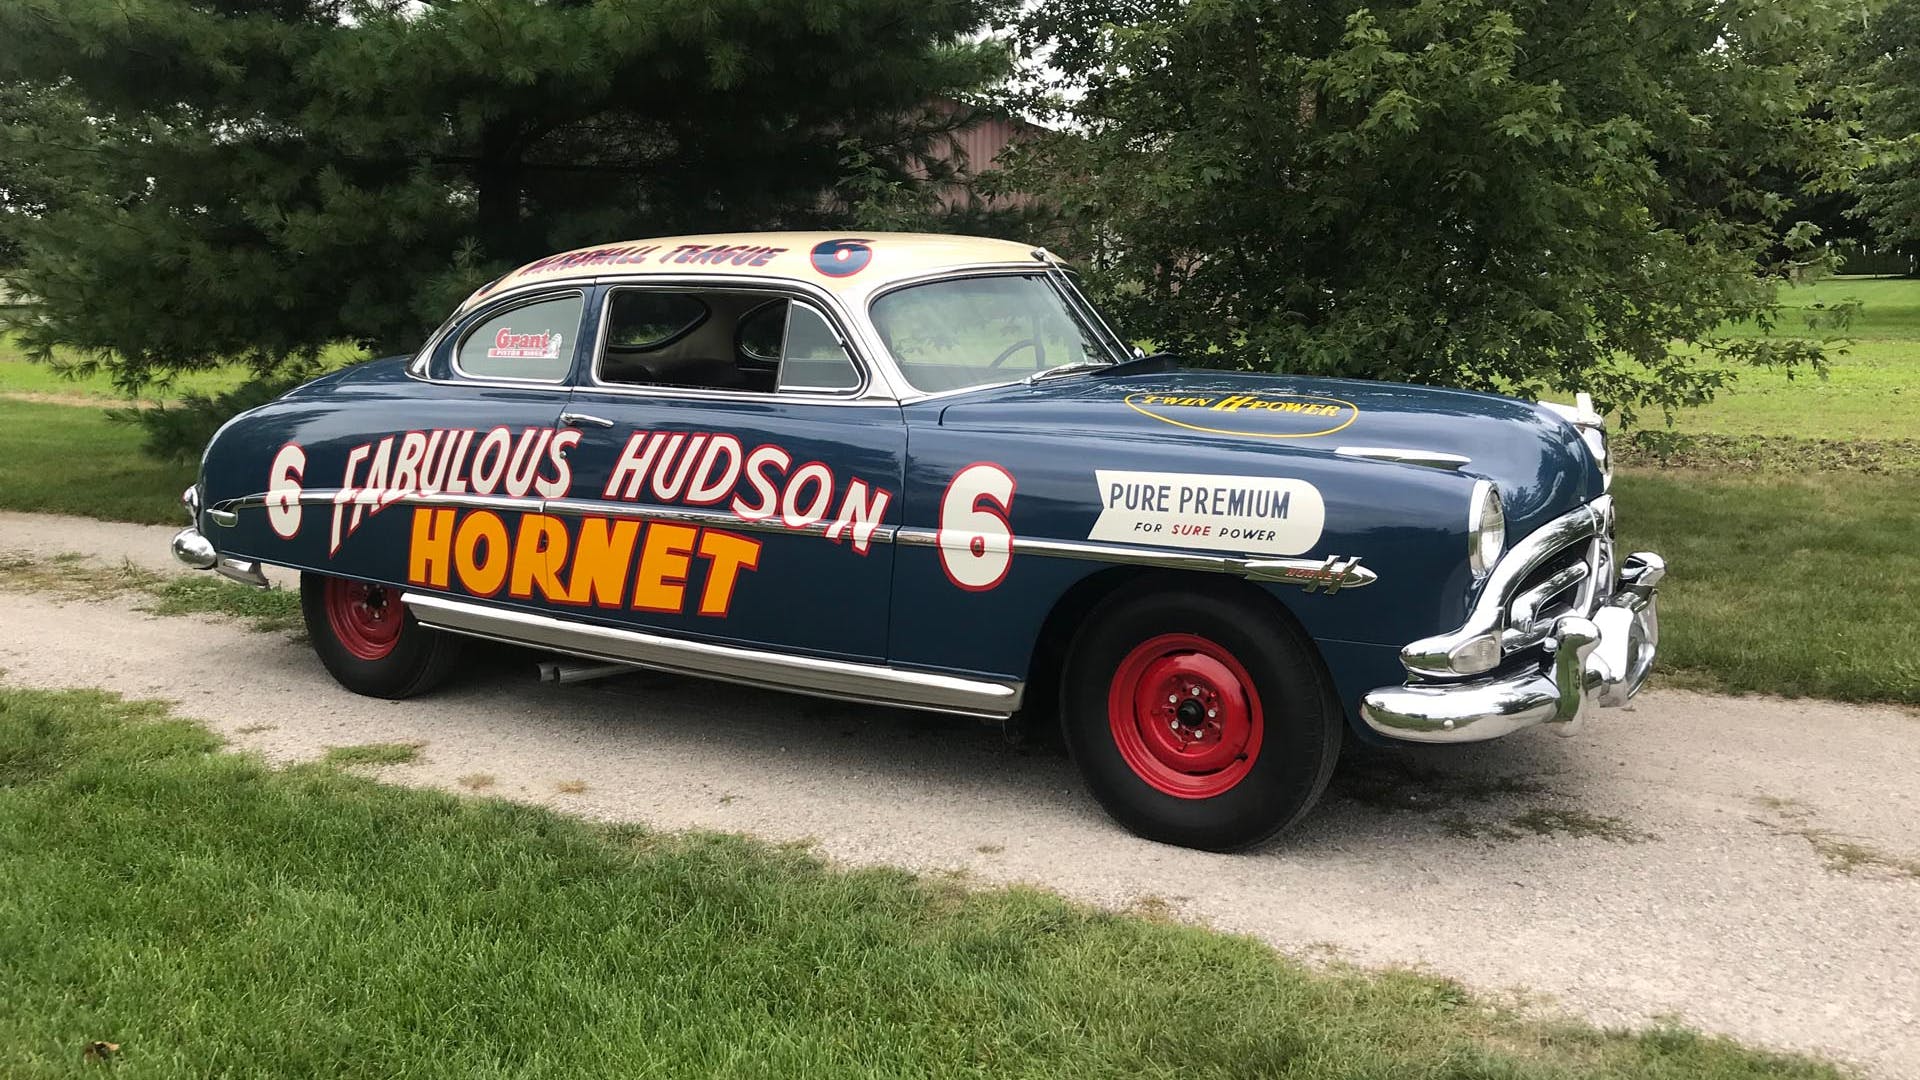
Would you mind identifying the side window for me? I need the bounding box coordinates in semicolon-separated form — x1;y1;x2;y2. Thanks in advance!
596;288;861;395
779;304;861;393
455;293;584;383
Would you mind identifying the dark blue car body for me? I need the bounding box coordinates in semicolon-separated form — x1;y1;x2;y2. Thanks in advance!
174;233;1663;846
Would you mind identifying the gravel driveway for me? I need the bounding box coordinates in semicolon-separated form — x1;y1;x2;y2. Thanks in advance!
3;510;1916;1077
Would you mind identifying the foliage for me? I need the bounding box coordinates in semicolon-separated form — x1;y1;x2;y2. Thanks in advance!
113;368;322;465
1853;0;1920;254
0;683;1849;1078
1008;0;1863;425
0;0;1011;391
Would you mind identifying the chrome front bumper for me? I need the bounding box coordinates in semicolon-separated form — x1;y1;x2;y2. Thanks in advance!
1360;552;1664;743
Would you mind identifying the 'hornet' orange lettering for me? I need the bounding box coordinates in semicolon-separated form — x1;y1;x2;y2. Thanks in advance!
407;508;760;618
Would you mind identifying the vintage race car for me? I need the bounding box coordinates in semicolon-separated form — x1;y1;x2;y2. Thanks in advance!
171;232;1662;850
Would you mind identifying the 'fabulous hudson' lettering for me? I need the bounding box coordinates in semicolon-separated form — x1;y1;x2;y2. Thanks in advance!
1089;469;1325;555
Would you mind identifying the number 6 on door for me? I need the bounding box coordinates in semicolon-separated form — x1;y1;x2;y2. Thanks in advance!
937;463;1016;591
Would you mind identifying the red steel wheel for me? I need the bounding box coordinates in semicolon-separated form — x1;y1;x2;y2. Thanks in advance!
1062;579;1342;850
302;572;466;699
1107;633;1264;799
322;578;406;661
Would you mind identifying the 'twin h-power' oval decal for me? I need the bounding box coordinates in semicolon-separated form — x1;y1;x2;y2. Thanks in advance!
1091;471;1325;556
1123;391;1357;439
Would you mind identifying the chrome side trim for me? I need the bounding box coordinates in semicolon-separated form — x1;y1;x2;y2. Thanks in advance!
894;528;1377;591
207;493;1366;590
541;497;894;542
401;593;1024;719
1333;446;1472;470
213;489;544;515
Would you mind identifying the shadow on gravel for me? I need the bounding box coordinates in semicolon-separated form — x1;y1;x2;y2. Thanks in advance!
448;643;1653;855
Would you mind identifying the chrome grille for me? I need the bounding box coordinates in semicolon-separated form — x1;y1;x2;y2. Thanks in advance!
1502;528;1613;648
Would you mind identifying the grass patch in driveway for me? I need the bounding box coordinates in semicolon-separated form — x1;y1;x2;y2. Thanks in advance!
323;741;425;768
0;685;1846;1080
0;551;301;634
144;574;302;634
1614;468;1920;706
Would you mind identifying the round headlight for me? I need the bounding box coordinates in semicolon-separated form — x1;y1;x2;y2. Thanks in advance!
1468;481;1505;577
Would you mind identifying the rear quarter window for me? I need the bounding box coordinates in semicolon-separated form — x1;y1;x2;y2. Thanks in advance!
456;293;585;382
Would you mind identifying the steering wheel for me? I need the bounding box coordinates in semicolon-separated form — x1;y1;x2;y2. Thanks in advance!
989;337;1045;369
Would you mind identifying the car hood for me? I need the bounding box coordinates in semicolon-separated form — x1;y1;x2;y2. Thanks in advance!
934;369;1604;538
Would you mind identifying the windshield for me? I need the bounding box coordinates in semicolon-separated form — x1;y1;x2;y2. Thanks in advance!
869;273;1122;393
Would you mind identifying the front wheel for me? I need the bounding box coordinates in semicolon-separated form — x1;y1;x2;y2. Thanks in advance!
1061;581;1342;851
300;573;465;699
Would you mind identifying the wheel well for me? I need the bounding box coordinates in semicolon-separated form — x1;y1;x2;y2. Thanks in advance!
1017;567;1319;738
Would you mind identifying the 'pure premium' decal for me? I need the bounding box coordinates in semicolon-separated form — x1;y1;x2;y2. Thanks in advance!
1091;470;1324;556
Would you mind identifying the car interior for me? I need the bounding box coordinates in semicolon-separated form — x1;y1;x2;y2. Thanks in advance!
597;288;862;394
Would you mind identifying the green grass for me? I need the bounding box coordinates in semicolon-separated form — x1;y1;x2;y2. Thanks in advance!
1666;340;1916;440
0;332;365;403
1669;276;1917;440
0;399;193;524
1615;469;1920;705
1724;275;1920;341
0;333;251;402
0;685;1844;1080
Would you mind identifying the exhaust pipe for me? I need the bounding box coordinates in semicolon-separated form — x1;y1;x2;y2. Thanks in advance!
538;660;640;685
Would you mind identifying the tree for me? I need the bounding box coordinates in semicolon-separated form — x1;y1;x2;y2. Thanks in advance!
1854;0;1920;259
0;0;1009;391
1006;0;1860;423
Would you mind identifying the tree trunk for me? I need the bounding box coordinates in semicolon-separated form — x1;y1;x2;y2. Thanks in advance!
474;119;523;261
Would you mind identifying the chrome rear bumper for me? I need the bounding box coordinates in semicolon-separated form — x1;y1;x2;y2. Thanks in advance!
170;485;272;588
1360;552;1663;743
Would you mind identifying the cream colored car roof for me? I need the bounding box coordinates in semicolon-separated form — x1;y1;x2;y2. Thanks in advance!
462;232;1045;312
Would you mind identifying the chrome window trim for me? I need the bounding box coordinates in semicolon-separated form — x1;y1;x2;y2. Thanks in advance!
448;288;589;386
1042;263;1133;360
584;278;880;404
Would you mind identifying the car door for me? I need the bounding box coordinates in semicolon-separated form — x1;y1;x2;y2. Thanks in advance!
544;282;903;661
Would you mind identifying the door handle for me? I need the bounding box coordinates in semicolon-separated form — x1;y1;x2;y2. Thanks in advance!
560;411;615;428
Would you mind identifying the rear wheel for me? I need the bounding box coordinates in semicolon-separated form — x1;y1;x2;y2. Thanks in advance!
1061;581;1342;851
301;573;465;699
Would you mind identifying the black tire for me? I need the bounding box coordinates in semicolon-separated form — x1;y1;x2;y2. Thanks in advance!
300;572;466;699
1061;578;1343;851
